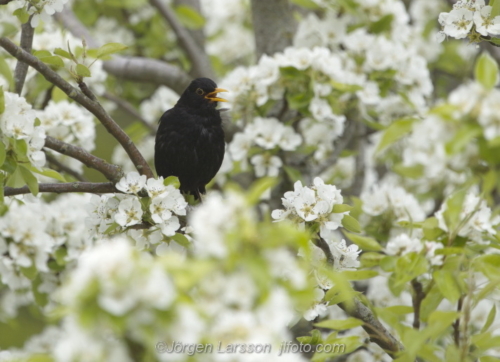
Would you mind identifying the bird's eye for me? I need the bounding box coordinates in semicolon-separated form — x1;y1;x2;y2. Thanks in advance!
196;88;204;95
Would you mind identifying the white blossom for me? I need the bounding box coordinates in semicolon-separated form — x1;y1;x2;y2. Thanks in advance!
114;196;143;227
115;172;147;195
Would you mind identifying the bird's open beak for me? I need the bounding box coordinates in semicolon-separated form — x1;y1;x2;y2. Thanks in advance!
205;88;228;102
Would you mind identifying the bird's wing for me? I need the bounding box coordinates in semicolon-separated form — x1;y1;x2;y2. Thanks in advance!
155;109;200;188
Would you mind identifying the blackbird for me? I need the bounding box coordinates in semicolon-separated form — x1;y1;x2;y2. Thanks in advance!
154;78;227;200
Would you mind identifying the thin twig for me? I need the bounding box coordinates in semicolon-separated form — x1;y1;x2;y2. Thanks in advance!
149;0;215;80
44;136;123;182
103;91;156;135
314;235;335;266
39;85;55;109
45;151;88;182
453;296;464;346
411;279;425;330
0;0;14;4
0;37;154;179
4;182;117;197
78;81;97;101
14;15;34;94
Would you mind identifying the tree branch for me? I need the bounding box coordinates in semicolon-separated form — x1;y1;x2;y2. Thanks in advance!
315;234;404;358
14;16;34;94
4;182;117;197
149;0;215;80
338;299;404;359
55;7;192;94
102;91;156;135
0;37;154;179
250;0;297;59
44;136;123;183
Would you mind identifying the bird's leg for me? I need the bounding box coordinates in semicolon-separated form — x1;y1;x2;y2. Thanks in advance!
195;189;203;203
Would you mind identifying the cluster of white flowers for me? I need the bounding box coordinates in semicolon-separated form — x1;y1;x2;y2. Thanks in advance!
200;0;254;64
435;192;500;243
229;117;301;176
90;17;135;49
449;81;500;140
272;177;347;238
1;91;46;169
0;194;91;318
36;100;96;171
361;181;426;223
189;191;254;258
385;233;444;266
399;78;499;192
438;0;500;41
86;172;187;240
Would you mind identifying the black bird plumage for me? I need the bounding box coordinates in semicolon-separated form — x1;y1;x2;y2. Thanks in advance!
154;78;227;200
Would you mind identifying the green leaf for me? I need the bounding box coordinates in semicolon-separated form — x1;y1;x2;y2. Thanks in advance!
360;252;384;267
104;222;121;234
344;231;382;251
0;85;4;114
340;270;378;280
0;58;14;90
0;141;5;167
368;14;394;34
171;233;190;247
287;90;314;111
433;269;461;303
30;167;66;182
426;310;460;339
96;43;128;58
163;176;180;188
13;7;29;24
247;177;277;204
6;166;25;188
331;204;353;213
341;214;361;233
481;304;496;333
315;318;363;330
492;0;500;18
75;63;91;78
0;172;4;204
40;56;65;68
174;5;206;30
54;48;73;60
474;52;499;90
19;165;39;196
393;164;424;179
33;50;52;58
290;0;321;9
20;264;38;280
283;165;303;183
376;118;417;153
445;123;482;155
442;188;468;234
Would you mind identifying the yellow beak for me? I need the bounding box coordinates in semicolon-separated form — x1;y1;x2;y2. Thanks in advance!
205;88;228;102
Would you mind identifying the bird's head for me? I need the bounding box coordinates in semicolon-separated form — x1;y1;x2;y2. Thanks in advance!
178;78;228;110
